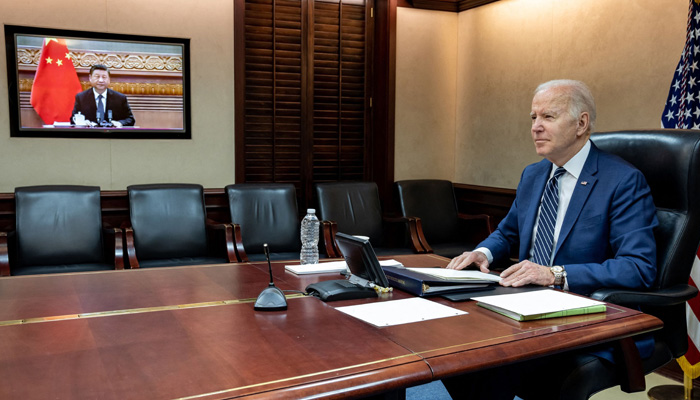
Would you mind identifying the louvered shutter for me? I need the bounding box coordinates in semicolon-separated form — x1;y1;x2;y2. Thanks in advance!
238;0;370;209
242;0;303;184
313;0;367;182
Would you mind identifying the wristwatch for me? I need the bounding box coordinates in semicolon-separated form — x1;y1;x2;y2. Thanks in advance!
551;265;567;287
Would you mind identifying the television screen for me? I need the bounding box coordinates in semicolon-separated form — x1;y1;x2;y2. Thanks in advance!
4;25;191;139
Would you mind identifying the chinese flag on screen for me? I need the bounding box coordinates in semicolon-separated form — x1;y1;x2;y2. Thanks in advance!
30;38;82;124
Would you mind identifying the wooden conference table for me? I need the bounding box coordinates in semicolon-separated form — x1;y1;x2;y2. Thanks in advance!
0;254;662;399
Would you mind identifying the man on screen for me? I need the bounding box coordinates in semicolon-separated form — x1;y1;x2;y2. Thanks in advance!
71;64;135;127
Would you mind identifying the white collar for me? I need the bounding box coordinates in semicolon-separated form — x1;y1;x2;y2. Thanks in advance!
92;88;107;100
551;140;591;180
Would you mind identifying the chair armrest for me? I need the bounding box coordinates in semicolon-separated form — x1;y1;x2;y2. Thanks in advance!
0;232;8;276
400;216;432;253
320;220;340;258
205;222;238;263
457;212;493;234
124;227;139;269
102;227;124;270
231;223;248;262
383;216;426;253
590;284;698;308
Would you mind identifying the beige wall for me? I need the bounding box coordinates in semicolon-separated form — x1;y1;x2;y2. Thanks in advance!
0;1;689;192
0;0;234;191
395;8;458;181
397;0;688;189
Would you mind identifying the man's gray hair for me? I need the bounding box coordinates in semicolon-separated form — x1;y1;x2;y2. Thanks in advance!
535;79;596;133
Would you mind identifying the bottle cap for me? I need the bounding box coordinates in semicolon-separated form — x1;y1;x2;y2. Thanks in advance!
307;208;315;214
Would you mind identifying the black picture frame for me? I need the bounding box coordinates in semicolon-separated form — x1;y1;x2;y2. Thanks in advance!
4;24;191;139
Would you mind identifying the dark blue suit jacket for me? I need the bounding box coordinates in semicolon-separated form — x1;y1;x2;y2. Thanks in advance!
71;88;135;126
480;142;658;296
479;142;658;360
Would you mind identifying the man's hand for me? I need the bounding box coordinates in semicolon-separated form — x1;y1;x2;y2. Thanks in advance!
446;251;490;273
112;120;123;128
499;260;554;287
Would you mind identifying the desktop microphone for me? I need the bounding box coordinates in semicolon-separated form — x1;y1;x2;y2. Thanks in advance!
107;110;113;122
254;244;288;311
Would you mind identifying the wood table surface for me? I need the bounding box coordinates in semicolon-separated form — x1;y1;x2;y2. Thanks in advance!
0;254;662;399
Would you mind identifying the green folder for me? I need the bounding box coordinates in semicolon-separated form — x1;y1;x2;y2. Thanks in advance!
472;289;607;321
477;302;606;321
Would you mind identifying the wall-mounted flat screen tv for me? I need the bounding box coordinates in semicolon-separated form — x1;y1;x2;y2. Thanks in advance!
4;25;191;139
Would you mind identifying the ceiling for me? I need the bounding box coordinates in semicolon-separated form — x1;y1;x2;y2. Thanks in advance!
399;0;500;12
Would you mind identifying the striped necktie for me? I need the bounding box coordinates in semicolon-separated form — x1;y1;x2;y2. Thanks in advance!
96;94;104;123
531;167;567;266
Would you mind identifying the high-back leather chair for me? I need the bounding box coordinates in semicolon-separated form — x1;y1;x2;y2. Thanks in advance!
563;130;700;398
0;185;123;276
395;179;492;258
225;183;301;262
125;184;235;268
314;181;424;257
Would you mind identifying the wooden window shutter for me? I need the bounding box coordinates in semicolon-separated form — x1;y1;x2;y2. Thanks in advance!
241;0;303;184
313;0;368;183
236;0;371;210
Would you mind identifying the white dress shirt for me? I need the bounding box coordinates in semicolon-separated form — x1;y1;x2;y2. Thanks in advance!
476;140;592;289
93;88;107;118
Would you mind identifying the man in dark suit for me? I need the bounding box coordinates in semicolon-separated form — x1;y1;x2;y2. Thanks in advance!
71;64;135;127
444;80;658;399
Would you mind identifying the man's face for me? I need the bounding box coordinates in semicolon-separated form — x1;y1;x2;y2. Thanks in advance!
89;69;110;93
530;87;587;166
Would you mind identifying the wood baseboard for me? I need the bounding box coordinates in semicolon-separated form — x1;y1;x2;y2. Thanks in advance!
655;360;700;388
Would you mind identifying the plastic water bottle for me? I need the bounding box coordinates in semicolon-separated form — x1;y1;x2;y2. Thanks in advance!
300;208;320;265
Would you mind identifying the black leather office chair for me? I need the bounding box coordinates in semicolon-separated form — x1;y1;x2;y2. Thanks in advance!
225;183;302;262
560;130;700;399
0;185;123;276
125;184;235;268
314;181;424;257
395;179;492;258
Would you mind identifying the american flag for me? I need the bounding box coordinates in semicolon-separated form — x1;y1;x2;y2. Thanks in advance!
662;0;700;129
680;248;700;379
665;0;700;380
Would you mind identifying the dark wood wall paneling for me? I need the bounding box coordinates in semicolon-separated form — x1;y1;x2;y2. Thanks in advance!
372;0;397;211
0;185;516;235
453;183;514;231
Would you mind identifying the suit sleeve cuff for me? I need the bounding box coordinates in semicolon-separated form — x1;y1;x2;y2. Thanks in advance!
474;247;493;264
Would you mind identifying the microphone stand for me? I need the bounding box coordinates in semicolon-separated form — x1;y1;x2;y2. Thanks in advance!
254;244;288;311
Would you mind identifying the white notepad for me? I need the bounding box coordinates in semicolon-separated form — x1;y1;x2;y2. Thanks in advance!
335;297;467;327
285;259;403;275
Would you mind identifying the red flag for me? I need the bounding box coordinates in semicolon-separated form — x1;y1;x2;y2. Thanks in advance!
30;38;82;125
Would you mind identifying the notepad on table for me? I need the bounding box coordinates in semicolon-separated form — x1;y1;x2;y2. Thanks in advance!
471;289;606;321
285;259;403;275
336;297;467;327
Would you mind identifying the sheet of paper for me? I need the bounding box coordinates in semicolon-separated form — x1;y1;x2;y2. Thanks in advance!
285;259;403;275
335;297;467;327
407;267;502;282
471;289;605;316
285;261;347;275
